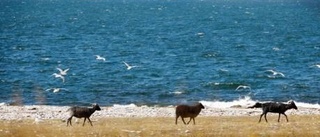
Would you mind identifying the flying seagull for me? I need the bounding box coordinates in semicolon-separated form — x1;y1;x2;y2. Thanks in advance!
266;70;285;77
46;88;68;93
56;67;69;76
235;85;251;91
123;61;139;70
52;73;65;83
311;64;320;68
95;55;106;62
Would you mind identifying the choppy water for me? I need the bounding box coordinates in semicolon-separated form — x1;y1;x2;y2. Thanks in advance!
1;0;320;107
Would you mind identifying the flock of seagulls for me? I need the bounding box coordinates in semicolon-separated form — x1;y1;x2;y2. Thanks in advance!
54;67;69;81
48;55;139;93
49;67;69;93
48;53;318;94
235;69;286;92
235;65;319;92
94;55;140;70
95;55;139;70
234;69;285;92
51;67;69;83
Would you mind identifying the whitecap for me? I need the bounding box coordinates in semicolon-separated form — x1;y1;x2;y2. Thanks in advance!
0;102;8;106
295;102;320;109
200;97;320;109
200;96;256;108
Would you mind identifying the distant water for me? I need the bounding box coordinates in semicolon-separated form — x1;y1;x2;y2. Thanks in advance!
1;0;320;107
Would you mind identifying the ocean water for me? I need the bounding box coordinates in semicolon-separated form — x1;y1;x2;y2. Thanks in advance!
1;0;320;107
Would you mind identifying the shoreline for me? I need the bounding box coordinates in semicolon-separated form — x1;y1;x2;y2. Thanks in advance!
0;104;319;120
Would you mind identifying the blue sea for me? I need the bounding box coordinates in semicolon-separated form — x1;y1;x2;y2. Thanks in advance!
1;0;320;107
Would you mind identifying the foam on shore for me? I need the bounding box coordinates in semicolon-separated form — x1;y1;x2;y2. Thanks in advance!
200;96;320;109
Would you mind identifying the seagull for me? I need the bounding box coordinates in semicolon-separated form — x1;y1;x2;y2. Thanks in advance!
46;88;68;93
95;55;106;62
56;67;69;76
52;73;65;83
123;61;138;70
312;64;320;68
235;85;251;91
196;32;205;37
266;69;285;77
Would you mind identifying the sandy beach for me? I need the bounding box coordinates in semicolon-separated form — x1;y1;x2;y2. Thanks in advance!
1;104;320;137
1;104;319;120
